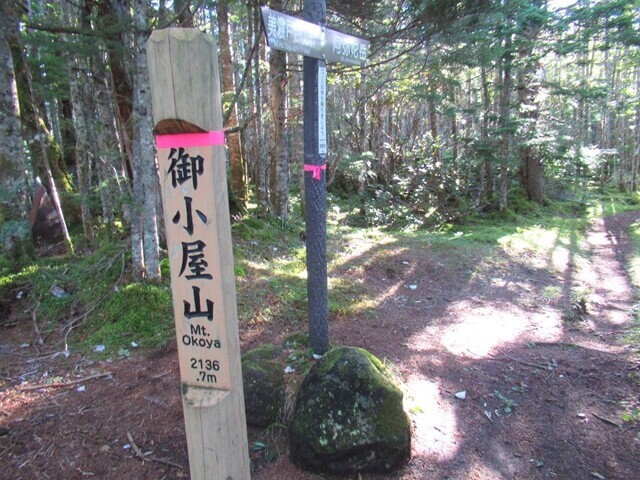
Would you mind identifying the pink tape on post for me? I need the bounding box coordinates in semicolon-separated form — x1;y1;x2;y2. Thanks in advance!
155;130;225;149
304;164;326;181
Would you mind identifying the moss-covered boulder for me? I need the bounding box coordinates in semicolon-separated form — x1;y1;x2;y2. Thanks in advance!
241;345;284;428
289;346;411;474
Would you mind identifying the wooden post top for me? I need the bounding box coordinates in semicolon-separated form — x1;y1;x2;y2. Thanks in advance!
147;28;223;134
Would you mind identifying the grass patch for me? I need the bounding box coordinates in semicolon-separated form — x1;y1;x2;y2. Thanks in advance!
626;220;640;349
588;188;640;218
80;282;173;356
0;235;174;356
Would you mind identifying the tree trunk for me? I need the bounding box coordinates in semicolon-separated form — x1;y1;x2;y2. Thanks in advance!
481;66;494;202
632;65;640;191
428;86;445;205
6;13;73;253
250;1;269;215
63;0;94;242
357;70;367;153
499;47;512;211
93;0;135;186
217;0;248;216
92;46;128;228
288;56;305;218
268;0;288;222
132;0;160;282
517;3;544;204
0;4;34;262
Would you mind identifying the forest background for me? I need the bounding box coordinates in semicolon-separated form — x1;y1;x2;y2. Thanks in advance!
2;2;640;477
0;0;639;324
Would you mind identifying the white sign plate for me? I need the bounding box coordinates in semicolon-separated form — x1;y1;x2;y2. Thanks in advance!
318;65;327;155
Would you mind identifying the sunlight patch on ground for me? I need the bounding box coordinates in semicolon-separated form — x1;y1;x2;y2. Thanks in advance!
439;304;563;357
498;227;559;255
549;245;571;274
403;377;460;463
498;227;584;275
329;228;398;271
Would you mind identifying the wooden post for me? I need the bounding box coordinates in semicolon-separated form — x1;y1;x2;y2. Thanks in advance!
146;28;250;480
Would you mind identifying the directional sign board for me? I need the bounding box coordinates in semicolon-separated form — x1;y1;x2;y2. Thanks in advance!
261;6;369;67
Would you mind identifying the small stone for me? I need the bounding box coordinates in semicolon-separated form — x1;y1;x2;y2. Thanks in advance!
49;285;68;298
455;391;467;400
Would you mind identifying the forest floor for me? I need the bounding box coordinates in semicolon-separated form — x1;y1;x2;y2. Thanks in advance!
1;211;640;480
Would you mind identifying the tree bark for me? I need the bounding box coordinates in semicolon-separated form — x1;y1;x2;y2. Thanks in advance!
132;0;160;282
250;1;269;215
91;46;128;228
92;0;135;186
499;47;512;211
217;0;248;216
481;66;494;202
63;0;94;242
268;0;288;222
0;3;34;262
6;12;73;253
517;2;544;204
288;56;305;218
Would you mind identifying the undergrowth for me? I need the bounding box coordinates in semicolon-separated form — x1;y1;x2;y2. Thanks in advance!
0;234;174;357
2;185;640;358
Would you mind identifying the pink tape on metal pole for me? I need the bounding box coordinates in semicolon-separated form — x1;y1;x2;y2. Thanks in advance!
304;164;326;181
155;130;225;149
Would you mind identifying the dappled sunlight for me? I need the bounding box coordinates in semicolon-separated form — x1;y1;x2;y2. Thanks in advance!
498;226;559;256
404;377;460;463
497;226;587;276
328;228;399;272
328;235;414;313
439;303;563;358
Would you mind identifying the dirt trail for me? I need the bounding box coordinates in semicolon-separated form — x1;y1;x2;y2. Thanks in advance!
2;213;640;480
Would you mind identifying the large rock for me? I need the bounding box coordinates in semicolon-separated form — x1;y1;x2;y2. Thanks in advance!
289;346;411;474
241;345;284;428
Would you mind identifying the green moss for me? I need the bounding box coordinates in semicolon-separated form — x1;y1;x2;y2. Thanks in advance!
242;350;285;428
81;282;173;354
242;344;282;363
289;346;410;473
283;331;311;348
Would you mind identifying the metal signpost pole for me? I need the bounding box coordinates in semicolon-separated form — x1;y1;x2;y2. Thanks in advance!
260;3;368;356
303;0;329;355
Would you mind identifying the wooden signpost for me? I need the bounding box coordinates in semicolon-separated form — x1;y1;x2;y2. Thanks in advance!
261;4;370;355
147;29;250;480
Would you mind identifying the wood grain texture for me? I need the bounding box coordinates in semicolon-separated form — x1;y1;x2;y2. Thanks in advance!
147;28;250;480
